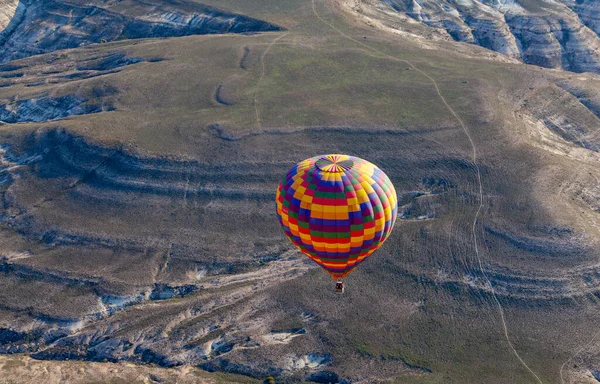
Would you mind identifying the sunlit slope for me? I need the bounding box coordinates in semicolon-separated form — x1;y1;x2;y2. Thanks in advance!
0;0;19;33
0;354;258;384
0;0;599;383
349;0;600;73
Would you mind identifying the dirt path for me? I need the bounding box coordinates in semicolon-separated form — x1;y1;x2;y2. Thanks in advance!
254;32;290;131
310;0;543;382
559;327;600;384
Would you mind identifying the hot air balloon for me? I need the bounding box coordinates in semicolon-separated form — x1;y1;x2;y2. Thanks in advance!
276;154;398;292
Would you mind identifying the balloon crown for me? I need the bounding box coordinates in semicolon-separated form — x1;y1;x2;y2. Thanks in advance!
315;154;355;173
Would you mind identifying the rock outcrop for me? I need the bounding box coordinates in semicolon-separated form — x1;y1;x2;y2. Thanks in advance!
378;0;600;73
0;0;281;64
0;94;109;123
0;0;20;34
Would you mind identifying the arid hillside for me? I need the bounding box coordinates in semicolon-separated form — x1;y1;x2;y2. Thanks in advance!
344;0;600;73
1;0;600;383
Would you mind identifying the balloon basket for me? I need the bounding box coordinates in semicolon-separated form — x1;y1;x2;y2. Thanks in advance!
335;280;344;294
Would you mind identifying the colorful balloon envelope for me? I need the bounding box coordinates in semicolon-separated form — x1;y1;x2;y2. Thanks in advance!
276;154;398;280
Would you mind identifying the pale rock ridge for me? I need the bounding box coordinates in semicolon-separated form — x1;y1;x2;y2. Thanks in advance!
0;0;281;64
379;0;600;73
0;0;20;34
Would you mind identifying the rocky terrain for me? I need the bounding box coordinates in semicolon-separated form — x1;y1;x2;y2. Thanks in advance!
1;0;600;383
348;0;600;73
0;0;280;64
0;0;19;33
0;354;255;384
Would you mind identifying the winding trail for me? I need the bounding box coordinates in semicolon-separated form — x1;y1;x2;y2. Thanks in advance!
310;0;543;382
254;32;289;130
559;327;600;384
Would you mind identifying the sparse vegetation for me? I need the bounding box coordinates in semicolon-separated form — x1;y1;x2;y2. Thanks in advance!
0;0;599;383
